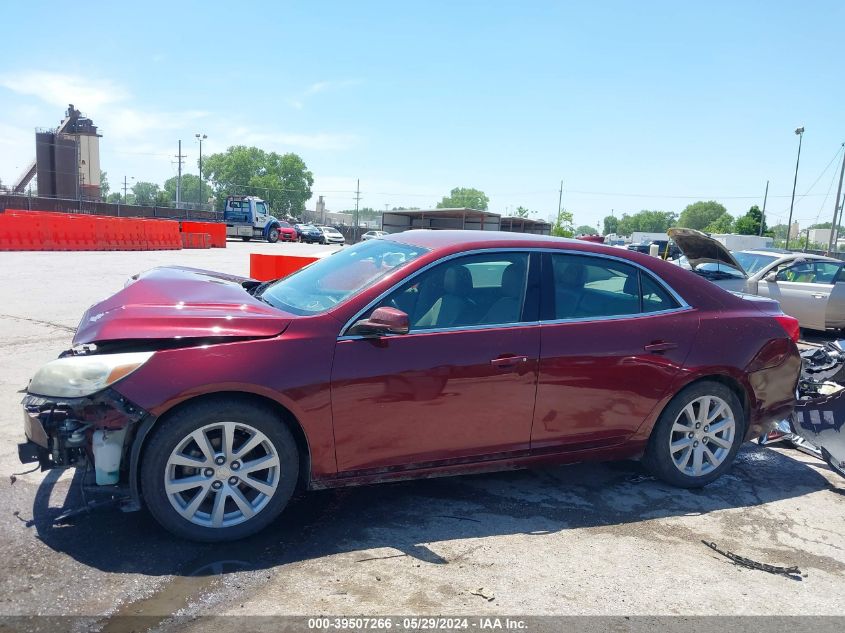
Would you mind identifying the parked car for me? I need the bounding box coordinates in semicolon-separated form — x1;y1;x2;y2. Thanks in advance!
276;221;297;242
294;224;323;244
670;227;845;332
362;230;388;241
317;225;346;245
18;231;800;541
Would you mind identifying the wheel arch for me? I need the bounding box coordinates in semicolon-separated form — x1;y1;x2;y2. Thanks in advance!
128;391;312;509
633;371;752;446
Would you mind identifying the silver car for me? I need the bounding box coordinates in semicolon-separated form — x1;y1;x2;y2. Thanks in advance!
317;226;346;245
670;228;845;332
361;230;388;240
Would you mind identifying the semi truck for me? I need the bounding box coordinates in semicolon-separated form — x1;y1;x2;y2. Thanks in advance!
223;195;295;243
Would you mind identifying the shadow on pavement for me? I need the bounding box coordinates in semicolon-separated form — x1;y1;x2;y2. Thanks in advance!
27;443;836;578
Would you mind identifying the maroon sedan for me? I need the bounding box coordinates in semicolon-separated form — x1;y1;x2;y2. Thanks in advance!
18;231;801;541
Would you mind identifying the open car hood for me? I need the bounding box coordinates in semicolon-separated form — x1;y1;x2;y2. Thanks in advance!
668;228;747;276
73;266;293;345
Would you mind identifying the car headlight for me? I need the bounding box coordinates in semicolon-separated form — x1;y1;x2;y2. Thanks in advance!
28;352;154;398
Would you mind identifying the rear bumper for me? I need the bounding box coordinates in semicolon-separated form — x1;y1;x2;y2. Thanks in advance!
746;348;802;439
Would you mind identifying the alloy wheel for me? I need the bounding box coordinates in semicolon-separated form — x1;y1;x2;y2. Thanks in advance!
668;395;736;477
164;422;281;528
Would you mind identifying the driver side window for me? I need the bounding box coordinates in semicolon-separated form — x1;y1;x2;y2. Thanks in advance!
776;261;815;283
374;252;531;331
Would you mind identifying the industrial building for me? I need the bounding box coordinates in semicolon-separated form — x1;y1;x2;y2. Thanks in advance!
13;105;102;201
381;208;551;235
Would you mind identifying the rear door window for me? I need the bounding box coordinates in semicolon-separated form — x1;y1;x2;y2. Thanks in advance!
549;253;679;320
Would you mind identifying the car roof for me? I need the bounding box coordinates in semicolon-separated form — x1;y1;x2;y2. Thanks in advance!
738;249;839;262
387;229;582;250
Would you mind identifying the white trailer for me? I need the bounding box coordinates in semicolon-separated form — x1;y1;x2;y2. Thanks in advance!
709;233;774;251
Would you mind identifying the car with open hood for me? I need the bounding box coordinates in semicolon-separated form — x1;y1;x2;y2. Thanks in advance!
670;227;845;332
18;231;801;541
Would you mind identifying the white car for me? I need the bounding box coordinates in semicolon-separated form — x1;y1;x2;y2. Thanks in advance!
317;226;346;245
361;230;388;241
670;228;845;332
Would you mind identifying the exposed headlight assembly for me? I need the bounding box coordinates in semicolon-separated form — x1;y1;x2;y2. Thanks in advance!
28;352;154;398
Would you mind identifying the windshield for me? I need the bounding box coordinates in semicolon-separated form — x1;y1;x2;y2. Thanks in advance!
260;239;428;314
732;251;778;275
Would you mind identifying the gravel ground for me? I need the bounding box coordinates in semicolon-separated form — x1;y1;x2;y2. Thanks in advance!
0;241;843;632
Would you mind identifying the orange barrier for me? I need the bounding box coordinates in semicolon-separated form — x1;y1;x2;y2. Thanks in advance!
0;210;183;251
249;253;318;281
181;232;212;249
181;221;226;248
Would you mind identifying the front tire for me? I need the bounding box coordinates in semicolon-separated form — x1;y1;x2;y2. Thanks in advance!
643;381;744;488
267;228;280;243
140;398;299;542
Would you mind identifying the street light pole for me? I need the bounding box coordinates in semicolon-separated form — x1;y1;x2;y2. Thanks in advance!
195;133;207;206
786;126;805;248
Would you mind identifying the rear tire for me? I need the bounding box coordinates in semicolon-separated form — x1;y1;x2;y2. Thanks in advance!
241;236;252;242
140;398;299;542
643;381;744;488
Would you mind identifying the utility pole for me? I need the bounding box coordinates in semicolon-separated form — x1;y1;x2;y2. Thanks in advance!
786;127;805;248
195;133;207;206
759;180;768;237
826;143;845;253
123;175;133;204
557;180;563;217
175;140;186;206
354;179;361;242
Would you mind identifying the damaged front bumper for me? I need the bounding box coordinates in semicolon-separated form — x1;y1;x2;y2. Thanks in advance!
19;388;147;486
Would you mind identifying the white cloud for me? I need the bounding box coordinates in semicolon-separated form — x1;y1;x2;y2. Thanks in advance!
0;71;128;111
291;78;362;109
101;108;211;142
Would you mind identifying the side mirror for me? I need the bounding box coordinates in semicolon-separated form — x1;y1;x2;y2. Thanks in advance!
348;307;410;336
764;272;778;283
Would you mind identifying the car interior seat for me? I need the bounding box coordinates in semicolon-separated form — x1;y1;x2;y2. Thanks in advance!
479;262;526;324
414;265;475;328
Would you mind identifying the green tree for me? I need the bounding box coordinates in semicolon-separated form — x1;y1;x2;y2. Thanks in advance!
131;181;161;206
100;171;110;198
202;146;314;215
514;206;531;218
705;213;734;233
550;209;575;238
575;224;598;235
163;173;205;207
733;205;766;235
770;224;789;240
603;215;619;235
105;192;122;204
678;200;729;230
617;210;677;236
436;187;489;210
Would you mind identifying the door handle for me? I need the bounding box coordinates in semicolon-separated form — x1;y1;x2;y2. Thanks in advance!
812;294;825;299
644;341;678;353
490;355;528;368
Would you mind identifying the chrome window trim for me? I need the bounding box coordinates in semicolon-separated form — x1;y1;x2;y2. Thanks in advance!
338;247;691;339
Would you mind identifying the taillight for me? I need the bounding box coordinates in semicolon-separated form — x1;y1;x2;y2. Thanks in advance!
774;315;800;343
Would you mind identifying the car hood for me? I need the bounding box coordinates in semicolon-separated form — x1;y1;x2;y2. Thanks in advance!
73;266;294;345
668;228;746;275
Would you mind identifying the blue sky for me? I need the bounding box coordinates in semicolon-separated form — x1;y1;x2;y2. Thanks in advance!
1;0;843;229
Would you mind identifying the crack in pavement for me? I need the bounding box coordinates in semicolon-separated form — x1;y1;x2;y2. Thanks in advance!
0;314;76;333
